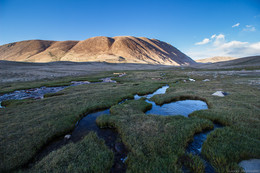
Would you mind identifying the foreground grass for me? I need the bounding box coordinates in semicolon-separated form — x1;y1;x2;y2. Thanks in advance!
151;73;260;172
0;74;165;172
97;99;213;172
0;69;259;172
24;132;114;173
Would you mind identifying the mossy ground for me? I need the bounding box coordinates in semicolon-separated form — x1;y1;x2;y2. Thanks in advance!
0;69;259;172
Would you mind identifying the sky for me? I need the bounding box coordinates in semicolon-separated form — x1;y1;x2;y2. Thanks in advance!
0;0;260;60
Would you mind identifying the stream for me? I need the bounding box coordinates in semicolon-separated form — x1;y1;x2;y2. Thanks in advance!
185;124;223;173
5;82;221;172
136;85;223;172
0;77;116;108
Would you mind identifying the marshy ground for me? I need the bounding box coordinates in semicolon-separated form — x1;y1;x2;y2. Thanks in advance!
0;63;259;173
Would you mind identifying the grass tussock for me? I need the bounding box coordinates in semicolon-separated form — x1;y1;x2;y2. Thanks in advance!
97;99;213;172
202;127;260;172
150;73;260;171
178;154;205;173
25;132;113;173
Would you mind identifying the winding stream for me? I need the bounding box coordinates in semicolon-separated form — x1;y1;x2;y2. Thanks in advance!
7;83;221;172
186;124;223;173
137;85;223;172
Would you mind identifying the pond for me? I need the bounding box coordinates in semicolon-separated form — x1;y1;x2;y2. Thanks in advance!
145;99;208;117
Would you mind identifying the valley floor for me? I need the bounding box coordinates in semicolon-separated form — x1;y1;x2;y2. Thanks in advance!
0;63;259;173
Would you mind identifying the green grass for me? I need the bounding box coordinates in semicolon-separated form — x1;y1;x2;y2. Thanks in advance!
97;99;213;172
150;73;260;172
0;71;117;94
1;99;35;107
0;77;164;172
0;69;259;172
202;128;258;173
179;154;205;173
22;132;114;173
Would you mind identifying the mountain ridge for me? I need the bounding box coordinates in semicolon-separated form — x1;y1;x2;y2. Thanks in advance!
196;56;237;63
0;36;195;66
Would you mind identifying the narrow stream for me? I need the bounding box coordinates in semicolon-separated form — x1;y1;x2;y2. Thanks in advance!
138;85;223;172
0;77;116;108
186;124;223;173
17;83;221;172
25;85;170;172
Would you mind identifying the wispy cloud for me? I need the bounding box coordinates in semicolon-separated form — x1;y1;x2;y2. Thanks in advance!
188;34;260;59
195;38;210;45
232;23;240;28
211;34;216;39
243;25;256;32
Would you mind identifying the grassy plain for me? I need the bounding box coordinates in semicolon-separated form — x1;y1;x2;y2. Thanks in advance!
0;67;259;172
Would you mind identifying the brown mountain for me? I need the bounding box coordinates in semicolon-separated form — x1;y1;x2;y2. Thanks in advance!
0;36;195;65
196;56;237;63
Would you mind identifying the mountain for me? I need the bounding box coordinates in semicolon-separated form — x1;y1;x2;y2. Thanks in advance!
194;56;260;69
196;56;237;63
0;36;195;65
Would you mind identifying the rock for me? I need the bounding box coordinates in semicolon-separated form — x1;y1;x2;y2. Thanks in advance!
212;91;225;97
101;77;117;83
119;73;126;77
239;159;260;173
189;78;195;82
203;79;210;82
64;134;71;140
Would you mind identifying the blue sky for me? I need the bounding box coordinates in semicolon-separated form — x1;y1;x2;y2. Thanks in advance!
0;0;259;59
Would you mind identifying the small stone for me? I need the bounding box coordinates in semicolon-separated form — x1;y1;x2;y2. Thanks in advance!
189;78;196;82
64;134;71;140
203;79;210;82
212;91;225;97
239;159;260;173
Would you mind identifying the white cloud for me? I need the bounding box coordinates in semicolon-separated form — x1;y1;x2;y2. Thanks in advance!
187;34;260;59
220;41;248;49
213;34;225;46
243;25;256;32
195;38;210;45
211;34;216;39
232;23;240;28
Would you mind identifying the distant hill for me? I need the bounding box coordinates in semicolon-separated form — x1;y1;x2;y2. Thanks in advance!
0;36;196;66
196;56;237;63
194;56;260;69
